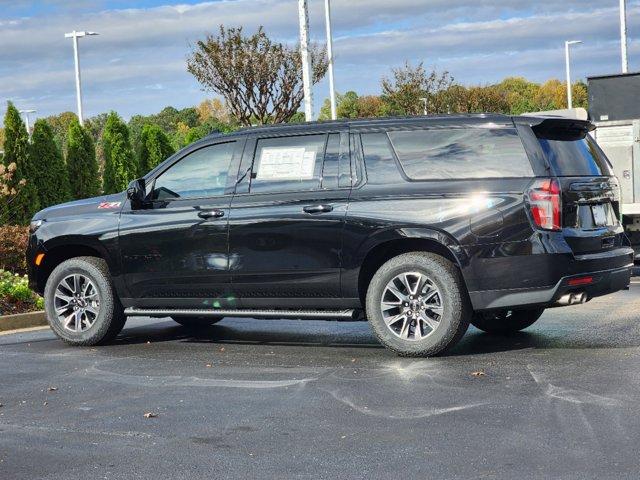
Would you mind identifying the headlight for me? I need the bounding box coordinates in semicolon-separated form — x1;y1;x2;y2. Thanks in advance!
29;219;43;233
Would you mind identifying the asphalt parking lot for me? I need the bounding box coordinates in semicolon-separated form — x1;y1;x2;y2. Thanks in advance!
2;283;640;479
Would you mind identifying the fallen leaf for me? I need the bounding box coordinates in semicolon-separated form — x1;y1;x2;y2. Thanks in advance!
48;386;58;392
471;371;486;377
205;364;212;368
219;347;225;352
43;402;48;406
351;358;356;363
143;412;158;418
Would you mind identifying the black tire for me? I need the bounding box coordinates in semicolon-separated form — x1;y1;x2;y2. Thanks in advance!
44;256;126;346
365;252;471;357
471;308;545;334
172;316;223;328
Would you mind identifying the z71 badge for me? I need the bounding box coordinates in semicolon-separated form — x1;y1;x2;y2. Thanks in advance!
98;201;122;209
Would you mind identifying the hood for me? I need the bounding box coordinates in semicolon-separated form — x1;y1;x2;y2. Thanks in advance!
32;192;126;221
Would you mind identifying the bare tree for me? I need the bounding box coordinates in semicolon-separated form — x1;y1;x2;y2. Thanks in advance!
187;26;328;126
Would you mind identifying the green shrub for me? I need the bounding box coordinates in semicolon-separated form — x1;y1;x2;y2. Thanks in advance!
0;225;29;275
0;269;42;315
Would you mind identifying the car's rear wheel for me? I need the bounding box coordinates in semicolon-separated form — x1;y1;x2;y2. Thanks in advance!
365;252;471;357
44;257;126;346
172;316;223;328
471;308;545;334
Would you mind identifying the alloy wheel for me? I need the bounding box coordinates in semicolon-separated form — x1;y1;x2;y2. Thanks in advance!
53;274;101;333
380;271;443;341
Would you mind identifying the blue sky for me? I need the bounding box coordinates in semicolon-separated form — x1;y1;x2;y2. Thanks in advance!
1;0;638;125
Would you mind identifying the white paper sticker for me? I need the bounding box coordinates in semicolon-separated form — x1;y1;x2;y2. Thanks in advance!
257;147;316;180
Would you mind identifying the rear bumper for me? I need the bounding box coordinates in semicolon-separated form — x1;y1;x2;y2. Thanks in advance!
469;247;633;311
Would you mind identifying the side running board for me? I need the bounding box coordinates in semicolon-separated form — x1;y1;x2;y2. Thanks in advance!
124;308;358;320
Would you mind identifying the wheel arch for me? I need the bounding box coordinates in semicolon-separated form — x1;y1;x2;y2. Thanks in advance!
354;228;468;305
35;237;117;295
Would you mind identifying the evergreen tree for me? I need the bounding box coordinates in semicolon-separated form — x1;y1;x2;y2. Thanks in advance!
30;119;71;208
138;124;174;175
66;119;101;200
102;112;136;194
1;102;39;225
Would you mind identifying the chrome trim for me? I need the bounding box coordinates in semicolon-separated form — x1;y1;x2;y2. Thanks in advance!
124;308;356;320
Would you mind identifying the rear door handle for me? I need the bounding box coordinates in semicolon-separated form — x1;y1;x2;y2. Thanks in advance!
303;204;333;214
198;209;225;219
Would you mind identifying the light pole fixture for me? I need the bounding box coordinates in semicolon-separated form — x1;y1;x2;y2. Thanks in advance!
19;109;36;141
298;0;313;121
324;0;337;120
64;30;99;126
565;40;582;109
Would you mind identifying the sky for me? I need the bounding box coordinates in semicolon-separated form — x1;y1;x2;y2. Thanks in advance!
1;0;639;125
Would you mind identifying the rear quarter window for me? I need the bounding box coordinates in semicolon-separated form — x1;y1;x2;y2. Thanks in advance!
387;128;534;180
537;134;613;177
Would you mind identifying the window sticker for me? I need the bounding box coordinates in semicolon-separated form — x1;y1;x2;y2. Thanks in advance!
257;147;316;180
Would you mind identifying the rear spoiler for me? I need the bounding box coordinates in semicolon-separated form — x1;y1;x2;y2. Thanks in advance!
514;117;595;141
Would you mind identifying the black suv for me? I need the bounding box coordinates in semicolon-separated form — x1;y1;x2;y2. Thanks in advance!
27;114;633;356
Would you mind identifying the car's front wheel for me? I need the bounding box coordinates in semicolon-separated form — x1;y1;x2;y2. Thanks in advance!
471;308;545;334
44;257;126;346
365;252;471;357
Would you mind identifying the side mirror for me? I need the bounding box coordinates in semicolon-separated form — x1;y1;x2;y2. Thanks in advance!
126;178;147;210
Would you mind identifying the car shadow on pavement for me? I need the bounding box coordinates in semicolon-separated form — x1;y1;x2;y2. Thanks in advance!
113;319;384;350
110;317;640;356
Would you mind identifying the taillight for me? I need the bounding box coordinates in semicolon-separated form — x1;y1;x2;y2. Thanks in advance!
526;178;561;231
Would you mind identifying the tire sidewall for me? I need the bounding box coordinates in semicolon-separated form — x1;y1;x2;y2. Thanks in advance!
44;258;116;345
366;253;469;356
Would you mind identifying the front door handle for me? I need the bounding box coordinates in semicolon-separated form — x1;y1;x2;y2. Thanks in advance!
303;204;333;214
198;209;225;219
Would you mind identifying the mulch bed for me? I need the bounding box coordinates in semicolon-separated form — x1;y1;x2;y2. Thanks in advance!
0;297;39;316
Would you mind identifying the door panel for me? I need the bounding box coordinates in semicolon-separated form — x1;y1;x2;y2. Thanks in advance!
228;131;350;304
119;198;233;303
118;139;242;307
228;191;348;300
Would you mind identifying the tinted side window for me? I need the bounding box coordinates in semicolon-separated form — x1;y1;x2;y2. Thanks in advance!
321;133;340;189
360;133;404;185
250;134;326;193
151;142;234;200
388;128;534;180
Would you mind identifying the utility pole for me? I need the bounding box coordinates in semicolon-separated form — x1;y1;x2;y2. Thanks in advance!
620;0;629;73
64;30;99;126
298;0;314;121
324;0;337;120
565;40;582;109
19;109;36;141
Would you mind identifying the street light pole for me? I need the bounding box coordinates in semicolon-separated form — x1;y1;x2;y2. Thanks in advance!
64;30;99;126
565;40;582;109
324;0;337;120
298;0;314;121
620;0;629;73
19;109;36;141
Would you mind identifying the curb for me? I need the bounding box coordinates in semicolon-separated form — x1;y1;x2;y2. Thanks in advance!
0;310;47;332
